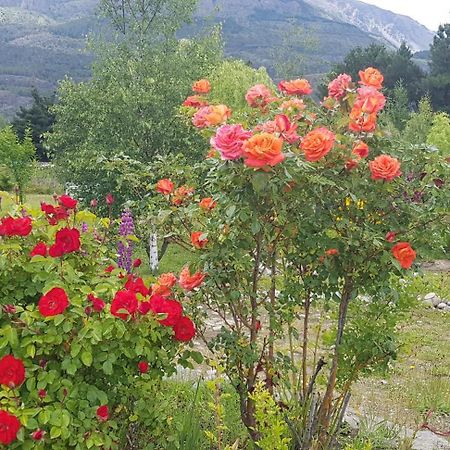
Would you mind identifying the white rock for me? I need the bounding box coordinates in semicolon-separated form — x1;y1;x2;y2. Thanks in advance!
436;302;447;310
424;292;437;300
412;430;450;449
432;297;443;307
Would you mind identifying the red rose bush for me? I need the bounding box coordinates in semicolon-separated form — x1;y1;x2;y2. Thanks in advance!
0;194;201;449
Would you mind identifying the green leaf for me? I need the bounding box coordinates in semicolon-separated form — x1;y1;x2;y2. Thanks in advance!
81;351;93;367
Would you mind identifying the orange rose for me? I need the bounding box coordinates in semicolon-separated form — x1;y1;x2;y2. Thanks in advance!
156;178;174;195
325;248;339;256
179;266;206;291
349;107;377;133
191;231;208;249
192;79;211;94
152;273;177;297
192;105;231;128
199;197;217;211
358;67;384;90
171;186;194;206
345;159;359;171
369;155;401;181
392;242;416;269
242;133;284;169
352;141;369;159
300;127;335;162
278;79;312;96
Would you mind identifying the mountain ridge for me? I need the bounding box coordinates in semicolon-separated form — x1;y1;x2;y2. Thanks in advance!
0;0;434;118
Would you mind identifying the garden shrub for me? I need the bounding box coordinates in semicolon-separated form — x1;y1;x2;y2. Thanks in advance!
0;194;200;448
150;69;449;448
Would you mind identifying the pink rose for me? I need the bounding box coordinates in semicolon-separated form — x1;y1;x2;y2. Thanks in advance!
245;84;273;109
210;124;252;160
354;86;386;114
328;73;352;99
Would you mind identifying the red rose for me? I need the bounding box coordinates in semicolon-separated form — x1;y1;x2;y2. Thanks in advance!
0;410;20;445
2;305;16;314
0;355;25;388
138;361;149;374
58;194;78;209
156;178;174;195
178;266;206;291
172;316;196;342
105;265;115;273
41;203;69;225
38;389;47;399
96;405;109;422
191;231;208;249
392;242;416;269
138;301;152;315
0;216;32;237
111;290;138;320
31;429;45;441
133;258;142;268
90;199;98;208
125;276;149;297
325;248;339;256
30;242;48;257
149;295;183;327
87;293;105;312
49;228;81;257
369;155;401;181
38;287;69;317
385;231;397;243
345;159;359;171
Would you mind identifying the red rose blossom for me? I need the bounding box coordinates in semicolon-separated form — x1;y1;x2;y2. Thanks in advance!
0;216;32;237
31;429;45;441
111;290;138;320
30;242;48;257
96;405;109;422
125;276;150;297
385;231;397;243
38;287;69;317
172;316;196;342
87;293;105;312
138;361;149;374
0;355;25;388
38;389;47;399
49;228;81;257
149;295;183;327
133;258;142;268
191;231;208;249
0;410;20;445
392;242;416;269
58;194;78;209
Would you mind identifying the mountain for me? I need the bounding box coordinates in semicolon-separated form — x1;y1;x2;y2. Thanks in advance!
0;0;434;118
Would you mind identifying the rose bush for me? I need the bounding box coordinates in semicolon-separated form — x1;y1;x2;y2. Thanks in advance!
153;70;448;448
0;194;200;448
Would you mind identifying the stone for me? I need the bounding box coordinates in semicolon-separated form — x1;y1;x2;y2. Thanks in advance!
424;292;437;300
412;429;450;449
432;297;443;307
436;302;447;310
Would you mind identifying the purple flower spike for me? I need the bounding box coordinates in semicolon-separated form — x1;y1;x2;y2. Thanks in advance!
118;209;135;273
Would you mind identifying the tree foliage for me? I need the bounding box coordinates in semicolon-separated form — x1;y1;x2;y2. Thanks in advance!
0;127;35;202
11;88;55;162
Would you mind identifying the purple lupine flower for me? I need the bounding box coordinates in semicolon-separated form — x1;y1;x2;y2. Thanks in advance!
81;222;88;233
118;208;135;273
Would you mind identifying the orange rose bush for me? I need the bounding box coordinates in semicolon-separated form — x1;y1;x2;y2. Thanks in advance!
153;71;449;448
0;194;200;448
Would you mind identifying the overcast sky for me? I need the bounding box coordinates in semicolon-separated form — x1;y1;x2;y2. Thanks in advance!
362;0;450;31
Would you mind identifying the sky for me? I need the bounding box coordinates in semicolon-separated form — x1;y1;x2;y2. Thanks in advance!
362;0;450;31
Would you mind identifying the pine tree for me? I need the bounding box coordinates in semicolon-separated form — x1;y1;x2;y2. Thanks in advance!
11;88;55;161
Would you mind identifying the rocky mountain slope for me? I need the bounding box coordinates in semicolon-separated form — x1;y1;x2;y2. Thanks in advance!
0;0;434;118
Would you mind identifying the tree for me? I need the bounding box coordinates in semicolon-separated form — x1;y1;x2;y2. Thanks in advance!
0;127;35;202
426;24;450;113
383;81;410;132
11;88;55;161
402;97;434;145
427;112;450;155
49;0;223;205
0;115;7;130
